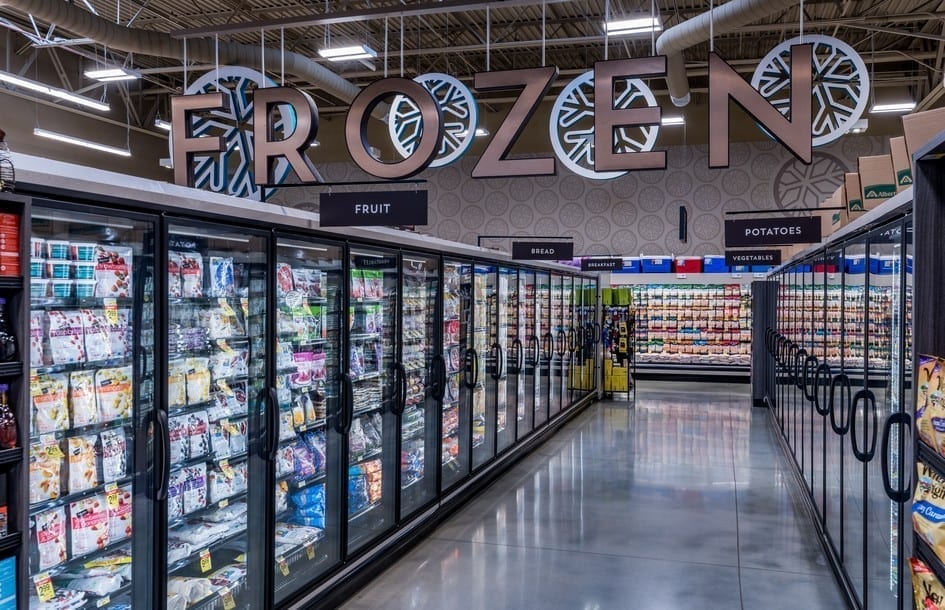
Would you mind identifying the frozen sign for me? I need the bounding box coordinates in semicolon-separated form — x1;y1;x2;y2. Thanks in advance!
171;46;816;186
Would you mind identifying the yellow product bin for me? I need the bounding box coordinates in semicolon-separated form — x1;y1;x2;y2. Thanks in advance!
603;363;629;392
569;360;596;390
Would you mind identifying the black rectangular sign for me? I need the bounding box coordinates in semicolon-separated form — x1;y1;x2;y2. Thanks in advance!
725;250;782;266
581;258;622;271
353;255;397;269
320;190;428;227
724;217;821;247
511;241;574;261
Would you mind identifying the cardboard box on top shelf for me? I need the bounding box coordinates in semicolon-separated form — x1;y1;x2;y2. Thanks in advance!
845;172;864;215
857;155;896;210
814;188;847;238
889;136;913;192
902;107;945;163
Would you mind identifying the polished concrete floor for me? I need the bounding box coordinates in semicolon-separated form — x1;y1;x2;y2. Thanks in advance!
343;381;847;609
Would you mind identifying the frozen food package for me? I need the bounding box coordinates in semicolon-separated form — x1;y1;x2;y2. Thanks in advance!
208;564;247;588
210;345;248;380
167;541;191;565
95;366;133;422
100;429;128;483
348;418;367;455
911;556;945;610
290;484;326;529
107;309;132;360
168;251;183;299
291;351;314;388
69;370;98;428
915;460;945;564
350;269;365;299
209;421;230;458
273;522;322;545
80;309;113;362
187;410;210;459
65;574;123;597
33;506;68;570
167;470;186;521
183;463;208;515
275;481;289;514
292;267;311;297
168;415;189;465
69;494;110;557
275;263;294;298
107;484;133;542
32;372;69;434
279;409;296;441
67;435;99;493
93;245;133;298
30;311;45;367
312;351;327;383
168;359;188;407
185;357;211;405
179;252;203;298
276;445;295;477
209;256;235;297
47;310;86;365
167;577;217;605
308;269;324;298
303;431;327;473
201;500;247;524
204;306;237;340
229;418;248;456
30;440;63;506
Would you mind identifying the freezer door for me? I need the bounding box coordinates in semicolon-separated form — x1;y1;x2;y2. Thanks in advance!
495;268;514;454
536;272;551;429
472;264;494;470
398;253;440;520
518;271;537;442
272;237;344;606
549;274;563;418
440;260;470;491
345;247;397;554
162;221;269;609
27;206;155;608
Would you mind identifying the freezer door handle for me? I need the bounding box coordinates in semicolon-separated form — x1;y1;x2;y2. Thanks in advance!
802;355;818;402
814;363;832;417
567;328;577;353
266;387;279;461
850;389;878;463
433;355;447;401
881;411;912;502
394;362;407;415
793;348;808;390
555;330;566;357
593;323;601;344
829;373;852;435
508;338;524;375
464;348;479;388
337;373;354;435
541;333;553;360
155;409;169;501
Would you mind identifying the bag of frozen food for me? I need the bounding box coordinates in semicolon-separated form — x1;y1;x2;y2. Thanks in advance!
47;310;86;364
167;251;183;299
30;439;62;504
209;421;230;458
107;308;132;360
100;429;128;483
347;469;368;513
912;556;945;610
94;245;133;298
349;417;367;455
31;372;69;434
308;269;324;299
33;507;68;570
302;430;327;473
201;500;247;524
167;577;217;605
915;461;945;564
65;574;123;597
275;481;288;514
289;483;326;529
276;445;295;477
30;311;45;367
210;344;248;380
183;463;207;515
79;309;112;362
107;484;133;542
167;470;186;521
179;252;203;298
275;263;294;298
168;359;187;407
291;351;314;388
208;564;247;589
273;522;321;545
186;410;210;459
228;418;247;456
279;409;296;442
67;435;99;493
95;366;133;422
185;358;211;405
69;370;98;428
292;267;311;297
69;494;110;556
168;415;189;465
209;256;235;298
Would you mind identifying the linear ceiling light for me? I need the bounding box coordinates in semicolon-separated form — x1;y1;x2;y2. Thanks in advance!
869;101;915;114
0;69;110;111
154;118;171;131
605;17;662;36
85;67;139;82
458;127;490;137
34;128;131;157
317;44;377;61
661;116;685;126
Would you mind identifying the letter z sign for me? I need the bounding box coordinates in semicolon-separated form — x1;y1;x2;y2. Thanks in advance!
724;217;821;247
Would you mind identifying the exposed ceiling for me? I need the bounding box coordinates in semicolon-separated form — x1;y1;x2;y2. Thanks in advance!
0;0;942;142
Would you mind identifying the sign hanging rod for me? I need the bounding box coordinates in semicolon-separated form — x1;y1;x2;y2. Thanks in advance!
725;206;846;216
272;179;427;188
477;234;572;247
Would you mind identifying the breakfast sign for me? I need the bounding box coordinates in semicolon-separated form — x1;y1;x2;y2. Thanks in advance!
170;44;814;188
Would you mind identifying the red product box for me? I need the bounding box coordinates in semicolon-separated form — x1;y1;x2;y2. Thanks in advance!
813;264;838;273
673;257;703;273
0;214;18;229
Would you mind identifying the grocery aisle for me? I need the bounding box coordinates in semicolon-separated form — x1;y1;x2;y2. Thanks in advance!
342;381;847;610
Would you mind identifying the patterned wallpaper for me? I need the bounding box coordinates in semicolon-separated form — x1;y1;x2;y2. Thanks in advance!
275;135;887;257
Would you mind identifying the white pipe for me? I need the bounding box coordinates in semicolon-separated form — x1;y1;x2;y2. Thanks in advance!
656;0;798;107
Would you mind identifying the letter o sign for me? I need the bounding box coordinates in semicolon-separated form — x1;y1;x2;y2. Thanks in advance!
345;79;444;179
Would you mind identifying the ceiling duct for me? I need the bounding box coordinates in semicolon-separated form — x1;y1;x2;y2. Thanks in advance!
0;0;372;112
656;0;797;107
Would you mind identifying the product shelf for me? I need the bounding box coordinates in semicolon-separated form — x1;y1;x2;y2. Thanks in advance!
349;333;381;343
29;474;134;514
167;528;246;575
170;451;248;477
78;582;132;609
38;537;132;580
348;501;380;522
349;447;382;465
186;578;247;610
0;533;18;555
282;470;326;491
168;491;248;532
30;296;134;310
401;476;423;491
31;356;133;376
30;417;133;444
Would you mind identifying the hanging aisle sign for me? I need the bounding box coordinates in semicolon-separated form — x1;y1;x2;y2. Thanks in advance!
725;250;782;266
581;258;622;271
724;218;821;247
511;241;574;261
319;190;428;227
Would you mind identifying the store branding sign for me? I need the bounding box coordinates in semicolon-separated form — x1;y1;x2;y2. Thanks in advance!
511;241;574;261
170;44;815;188
725;250;782;266
319;190;428;227
724;217;821;247
581;258;622;271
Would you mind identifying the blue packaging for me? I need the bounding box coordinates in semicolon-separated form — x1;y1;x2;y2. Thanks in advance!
641;256;672;273
703;256;728;273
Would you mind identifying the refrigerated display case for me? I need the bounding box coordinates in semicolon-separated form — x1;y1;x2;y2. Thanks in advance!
440;261;466;491
536;273;551;429
761;188;913;610
493;268;513;455
518;271;537;442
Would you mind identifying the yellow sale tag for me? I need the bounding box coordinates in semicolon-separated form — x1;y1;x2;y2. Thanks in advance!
221;588;236;610
219;298;236;317
96;596;111;607
219;498;229;509
43;436;63;459
305;543;315;560
217;379;233;396
103;298;119;324
216;339;234;354
278;556;289;576
279;481;288;493
199;549;212;573
33;573;54;602
220;459;235;480
106;483;119;510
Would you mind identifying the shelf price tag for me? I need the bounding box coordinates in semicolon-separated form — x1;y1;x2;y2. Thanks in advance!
96;596;111;607
304;542;316;560
103;298;119;324
105;483;119;510
199;549;212;573
220;587;236;610
218;498;229;509
33;572;55;603
277;555;290;576
41;435;64;459
218;298;236;318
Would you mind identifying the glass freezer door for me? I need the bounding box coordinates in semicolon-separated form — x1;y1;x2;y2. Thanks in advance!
561;276;573;410
27;207;155;608
440;260;469;491
495;268;514;454
549;274;564;418
536;273;551;429
345;248;397;553
518;271;536;441
398;253;439;519
471;265;493;470
272;237;344;605
164;222;269;609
